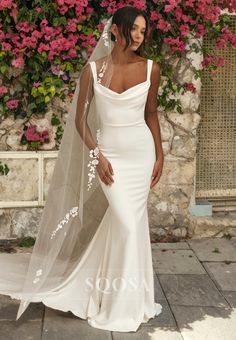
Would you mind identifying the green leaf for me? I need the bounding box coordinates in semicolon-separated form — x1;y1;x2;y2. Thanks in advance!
4;164;10;175
31;87;38;96
45;95;51;103
49;85;56;96
172;84;178;92
38;87;47;95
51;114;61;126
53;16;67;26
62;62;73;72
0;65;7;74
18;236;35;248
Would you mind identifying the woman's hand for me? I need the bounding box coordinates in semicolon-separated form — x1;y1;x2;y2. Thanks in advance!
96;152;114;186
150;155;164;189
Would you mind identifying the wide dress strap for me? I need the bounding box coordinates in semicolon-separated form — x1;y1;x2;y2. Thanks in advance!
147;59;153;82
89;61;97;81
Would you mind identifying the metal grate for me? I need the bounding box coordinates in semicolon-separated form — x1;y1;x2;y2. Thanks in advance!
196;15;236;207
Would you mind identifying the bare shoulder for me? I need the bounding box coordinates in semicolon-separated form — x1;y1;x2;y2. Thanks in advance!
134;56;148;65
80;62;93;82
151;60;160;75
136;57;160;74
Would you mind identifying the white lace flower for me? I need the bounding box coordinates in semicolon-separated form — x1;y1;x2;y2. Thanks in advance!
87;128;101;190
50;206;79;239
32;268;43;284
97;61;107;84
36;269;42;277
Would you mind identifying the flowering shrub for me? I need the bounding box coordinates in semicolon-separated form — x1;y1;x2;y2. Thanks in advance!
0;0;236;147
20;124;50;150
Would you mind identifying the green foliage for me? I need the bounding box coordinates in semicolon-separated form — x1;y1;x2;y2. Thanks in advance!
18;236;36;248
0;0;235;150
0;162;10;176
51;113;64;147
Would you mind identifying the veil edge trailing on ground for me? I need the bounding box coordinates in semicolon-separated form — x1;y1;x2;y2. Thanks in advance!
0;16;116;320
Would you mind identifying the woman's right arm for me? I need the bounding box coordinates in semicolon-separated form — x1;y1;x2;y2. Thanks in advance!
75;63;114;186
75;63;97;151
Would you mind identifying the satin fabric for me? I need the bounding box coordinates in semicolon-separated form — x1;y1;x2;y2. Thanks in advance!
1;58;163;332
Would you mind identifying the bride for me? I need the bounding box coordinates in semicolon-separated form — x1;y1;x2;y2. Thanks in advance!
0;5;164;332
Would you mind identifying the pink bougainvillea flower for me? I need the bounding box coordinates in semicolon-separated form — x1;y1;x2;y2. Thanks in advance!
62;48;77;59
185;82;197;93
1;42;12;51
231;35;236;47
33;82;41;87
62;73;68;80
196;24;207;38
24;125;49;142
38;130;49;142
0;0;14;10
51;64;63;76
150;10;162;21
131;0;146;10
56;0;88;16
186;0;195;7
201;55;214;67
0;29;5;41
216;36;228;48
6;99;19;109
97;22;105;32
24;125;38;141
16;21;36;33
157;19;171;32
180;24;189;37
163;36;186;53
36;6;43;13
11;56;25;68
216;56;225;67
164;1;178;13
67;18;78;33
86;6;93;15
0;86;8;95
40;130;49;141
175;6;183;22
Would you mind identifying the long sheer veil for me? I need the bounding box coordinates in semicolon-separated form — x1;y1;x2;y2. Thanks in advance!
0;16;119;320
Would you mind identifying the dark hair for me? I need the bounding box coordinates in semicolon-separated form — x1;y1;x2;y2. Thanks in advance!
111;6;149;56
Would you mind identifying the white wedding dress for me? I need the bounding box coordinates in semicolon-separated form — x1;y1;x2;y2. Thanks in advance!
0;58;162;332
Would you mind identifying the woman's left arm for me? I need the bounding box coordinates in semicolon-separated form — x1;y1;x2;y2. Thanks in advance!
145;61;164;188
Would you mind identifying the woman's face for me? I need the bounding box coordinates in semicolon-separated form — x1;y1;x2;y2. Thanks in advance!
112;15;146;51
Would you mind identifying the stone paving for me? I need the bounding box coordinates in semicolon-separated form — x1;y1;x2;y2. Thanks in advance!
0;237;236;340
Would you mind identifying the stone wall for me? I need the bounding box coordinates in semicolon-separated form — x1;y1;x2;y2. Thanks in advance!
148;39;236;240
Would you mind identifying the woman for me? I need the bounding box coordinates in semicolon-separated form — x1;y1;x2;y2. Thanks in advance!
0;6;164;333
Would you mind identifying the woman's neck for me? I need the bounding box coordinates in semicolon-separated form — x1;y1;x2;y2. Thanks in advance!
111;44;137;64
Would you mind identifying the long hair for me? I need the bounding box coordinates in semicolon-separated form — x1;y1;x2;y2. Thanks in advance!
110;6;149;56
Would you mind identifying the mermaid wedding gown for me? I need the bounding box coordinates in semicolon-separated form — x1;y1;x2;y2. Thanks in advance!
0;58;162;332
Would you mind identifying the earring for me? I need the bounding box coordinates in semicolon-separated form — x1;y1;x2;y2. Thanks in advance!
115;37;117;42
